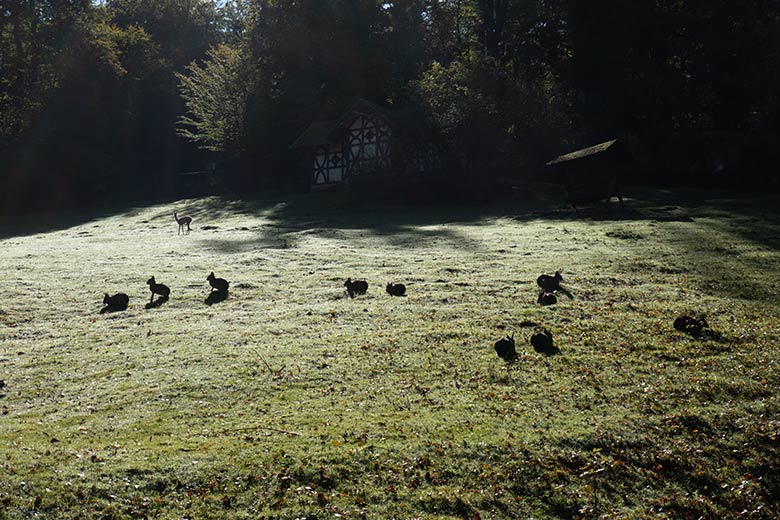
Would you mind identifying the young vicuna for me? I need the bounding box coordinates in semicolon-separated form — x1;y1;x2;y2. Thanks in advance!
146;276;170;303
174;212;193;235
207;272;229;293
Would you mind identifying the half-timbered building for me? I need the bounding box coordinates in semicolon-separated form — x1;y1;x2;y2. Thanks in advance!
290;99;442;190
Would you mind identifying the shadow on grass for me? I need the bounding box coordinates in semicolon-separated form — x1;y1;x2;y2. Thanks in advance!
204;290;228;306
190;186;778;250
99;304;128;314
172;190;505;255
4;185;780;257
0;193;192;241
145;297;169;310
657;217;780;303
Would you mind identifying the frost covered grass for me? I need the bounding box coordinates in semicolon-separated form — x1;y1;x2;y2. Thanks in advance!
1;188;779;518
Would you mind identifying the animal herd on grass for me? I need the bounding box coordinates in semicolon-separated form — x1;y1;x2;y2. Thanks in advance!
99;212;234;312
493;269;715;362
101;211;715;362
344;278;406;298
101;271;230;313
100;212;406;313
493;272;570;362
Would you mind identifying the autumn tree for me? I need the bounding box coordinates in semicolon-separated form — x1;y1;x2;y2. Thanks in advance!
177;44;255;153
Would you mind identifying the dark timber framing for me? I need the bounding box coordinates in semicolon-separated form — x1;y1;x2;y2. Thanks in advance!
290;99;441;191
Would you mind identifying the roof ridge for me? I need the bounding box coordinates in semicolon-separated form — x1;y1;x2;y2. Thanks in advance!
546;139;618;165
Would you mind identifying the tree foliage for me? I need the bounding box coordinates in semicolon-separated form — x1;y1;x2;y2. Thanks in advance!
177;44;254;152
3;0;780;213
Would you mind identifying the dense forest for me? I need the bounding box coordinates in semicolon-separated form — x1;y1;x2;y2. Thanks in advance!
2;1;779;214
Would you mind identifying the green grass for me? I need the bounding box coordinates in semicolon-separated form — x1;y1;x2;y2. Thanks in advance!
1;188;779;519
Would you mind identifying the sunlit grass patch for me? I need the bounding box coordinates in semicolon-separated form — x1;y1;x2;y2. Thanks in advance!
1;188;779;518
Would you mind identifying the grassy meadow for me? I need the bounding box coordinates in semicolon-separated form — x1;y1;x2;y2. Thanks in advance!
1;187;779;519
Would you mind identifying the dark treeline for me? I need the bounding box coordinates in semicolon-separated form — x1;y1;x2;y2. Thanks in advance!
2;1;779;214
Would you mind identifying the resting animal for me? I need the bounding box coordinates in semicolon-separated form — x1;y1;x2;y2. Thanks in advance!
536;271;572;298
537;271;563;291
207;272;230;293
147;276;170;302
386;282;406;296
103;292;129;308
674;315;708;337
531;328;558;355
494;335;517;362
537;291;557;306
344;278;368;297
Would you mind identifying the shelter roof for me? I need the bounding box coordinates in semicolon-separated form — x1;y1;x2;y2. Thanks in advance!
288;119;341;149
546;139;618;166
346;98;396;125
290;98;438;150
289;98;391;150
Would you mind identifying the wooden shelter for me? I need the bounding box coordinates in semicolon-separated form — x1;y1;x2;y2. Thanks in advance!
546;139;631;208
290;99;442;190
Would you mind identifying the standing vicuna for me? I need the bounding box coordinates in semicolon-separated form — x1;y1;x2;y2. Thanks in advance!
174;212;193;235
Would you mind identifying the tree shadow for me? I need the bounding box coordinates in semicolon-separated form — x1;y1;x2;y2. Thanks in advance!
657;216;780;303
177;186;780;261
4;185;780;259
145;297;169;310
0;193;190;241
204;290;228;306
186;189;543;255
